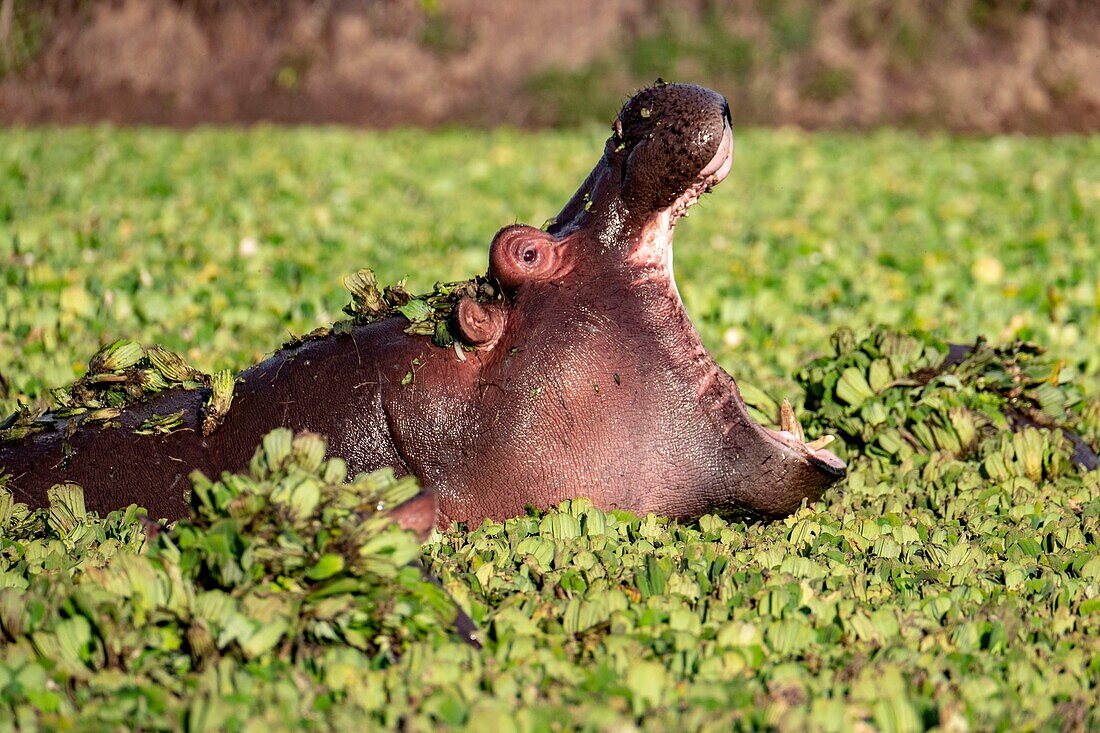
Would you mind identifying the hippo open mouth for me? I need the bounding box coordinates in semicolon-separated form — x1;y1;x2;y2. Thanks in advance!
652;120;849;479
494;80;849;519
673;163;851;490
610;88;848;494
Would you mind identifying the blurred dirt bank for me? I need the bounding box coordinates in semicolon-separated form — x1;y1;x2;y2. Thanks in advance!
0;0;1097;132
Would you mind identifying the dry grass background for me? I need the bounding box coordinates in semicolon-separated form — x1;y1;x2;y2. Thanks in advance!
0;0;1098;132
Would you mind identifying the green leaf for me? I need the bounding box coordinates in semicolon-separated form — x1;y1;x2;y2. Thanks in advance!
307;554;346;581
397;299;434;323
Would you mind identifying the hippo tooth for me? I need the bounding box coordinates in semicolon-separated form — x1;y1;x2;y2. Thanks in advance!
805;435;835;451
780;399;805;443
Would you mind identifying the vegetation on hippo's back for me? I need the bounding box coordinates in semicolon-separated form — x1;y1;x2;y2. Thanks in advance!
0;338;233;442
0;129;1098;728
0;265;494;441
344;270;498;348
285;267;500;351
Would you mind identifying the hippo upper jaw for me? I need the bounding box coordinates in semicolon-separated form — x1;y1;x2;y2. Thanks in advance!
669;119;734;220
547;82;734;242
627;118;734;275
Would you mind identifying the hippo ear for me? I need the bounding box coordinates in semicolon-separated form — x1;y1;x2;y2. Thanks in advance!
489;224;569;290
454;297;505;349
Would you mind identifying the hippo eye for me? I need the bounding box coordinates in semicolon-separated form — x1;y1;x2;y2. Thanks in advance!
522;249;537;263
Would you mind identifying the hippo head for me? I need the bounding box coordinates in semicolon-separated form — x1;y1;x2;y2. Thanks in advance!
448;82;845;521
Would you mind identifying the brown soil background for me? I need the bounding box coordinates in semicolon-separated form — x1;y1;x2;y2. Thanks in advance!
1;0;1098;132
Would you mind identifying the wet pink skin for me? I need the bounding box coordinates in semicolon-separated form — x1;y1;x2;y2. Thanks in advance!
0;83;845;527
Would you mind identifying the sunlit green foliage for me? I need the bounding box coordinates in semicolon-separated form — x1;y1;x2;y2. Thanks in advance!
0;128;1097;730
0;431;458;731
2;127;1096;409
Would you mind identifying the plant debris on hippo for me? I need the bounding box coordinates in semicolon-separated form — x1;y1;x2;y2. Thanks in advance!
0;82;850;531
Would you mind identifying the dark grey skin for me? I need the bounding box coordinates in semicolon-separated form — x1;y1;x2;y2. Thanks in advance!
0;82;847;529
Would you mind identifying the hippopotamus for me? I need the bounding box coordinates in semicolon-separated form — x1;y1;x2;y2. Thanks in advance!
0;82;847;530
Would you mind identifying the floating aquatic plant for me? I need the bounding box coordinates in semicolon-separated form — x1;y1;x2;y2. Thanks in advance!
0;430;461;730
347;269;500;346
0;340;216;443
793;328;1095;474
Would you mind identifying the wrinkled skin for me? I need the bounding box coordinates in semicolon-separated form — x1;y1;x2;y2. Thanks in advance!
1;82;846;529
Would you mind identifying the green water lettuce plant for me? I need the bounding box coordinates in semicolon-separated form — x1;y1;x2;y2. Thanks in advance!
0;430;461;731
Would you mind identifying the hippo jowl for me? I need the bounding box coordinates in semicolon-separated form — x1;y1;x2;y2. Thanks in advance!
0;82;846;530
